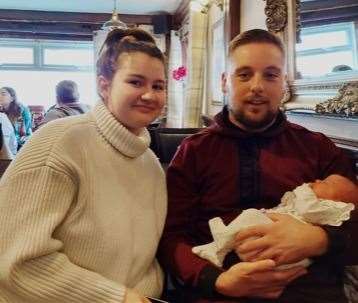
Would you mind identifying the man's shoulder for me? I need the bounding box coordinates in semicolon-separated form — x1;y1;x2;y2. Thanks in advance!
45;107;67;119
54;105;82;116
285;120;331;140
37;112;92;141
181;127;220;148
283;120;338;152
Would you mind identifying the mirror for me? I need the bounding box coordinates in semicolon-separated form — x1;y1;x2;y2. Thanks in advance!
271;0;358;116
296;0;358;80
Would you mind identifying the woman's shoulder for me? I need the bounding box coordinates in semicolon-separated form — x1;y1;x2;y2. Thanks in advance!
22;114;92;154
5;114;94;178
0;112;11;124
35;113;94;143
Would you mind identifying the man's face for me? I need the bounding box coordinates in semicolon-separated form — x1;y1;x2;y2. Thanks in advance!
222;42;286;131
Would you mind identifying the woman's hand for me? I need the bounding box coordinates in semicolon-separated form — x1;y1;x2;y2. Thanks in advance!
124;288;151;303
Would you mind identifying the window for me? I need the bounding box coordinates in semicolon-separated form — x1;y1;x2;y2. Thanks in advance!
0;46;34;65
296;22;357;78
43;43;94;69
0;39;96;109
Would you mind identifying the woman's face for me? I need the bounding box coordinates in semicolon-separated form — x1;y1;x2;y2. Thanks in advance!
98;52;166;135
0;88;13;110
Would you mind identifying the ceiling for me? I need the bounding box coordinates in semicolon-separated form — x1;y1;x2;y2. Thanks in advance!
0;0;183;15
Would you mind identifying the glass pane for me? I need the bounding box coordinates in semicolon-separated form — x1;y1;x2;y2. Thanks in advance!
0;47;33;64
296;30;348;52
296;51;354;77
0;70;96;109
44;48;94;67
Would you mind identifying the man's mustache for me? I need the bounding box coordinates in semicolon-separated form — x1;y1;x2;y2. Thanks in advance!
245;95;269;103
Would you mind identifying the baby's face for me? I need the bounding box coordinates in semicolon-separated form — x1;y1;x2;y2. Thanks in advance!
310;175;355;201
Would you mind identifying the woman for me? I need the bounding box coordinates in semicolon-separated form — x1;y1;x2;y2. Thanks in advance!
0;86;32;150
0;112;17;158
0;28;167;303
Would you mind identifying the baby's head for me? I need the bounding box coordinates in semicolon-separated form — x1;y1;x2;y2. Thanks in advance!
310;174;358;203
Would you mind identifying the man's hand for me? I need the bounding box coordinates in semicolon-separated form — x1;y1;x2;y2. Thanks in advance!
235;213;329;265
215;259;307;299
124;288;151;303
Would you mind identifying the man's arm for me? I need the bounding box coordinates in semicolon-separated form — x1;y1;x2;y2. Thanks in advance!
236;137;358;266
317;137;358;264
215;260;307;299
158;140;216;289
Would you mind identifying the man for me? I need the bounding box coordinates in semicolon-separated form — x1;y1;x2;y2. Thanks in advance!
158;29;357;302
39;80;90;126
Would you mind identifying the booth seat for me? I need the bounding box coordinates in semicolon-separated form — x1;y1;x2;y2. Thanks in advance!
149;127;203;169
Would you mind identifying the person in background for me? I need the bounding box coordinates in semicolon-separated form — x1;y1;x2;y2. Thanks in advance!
38;80;91;127
0;86;32;150
0;27;167;303
0;112;17;158
158;29;357;303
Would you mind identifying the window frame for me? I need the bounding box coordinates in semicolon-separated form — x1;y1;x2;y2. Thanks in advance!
0;38;94;72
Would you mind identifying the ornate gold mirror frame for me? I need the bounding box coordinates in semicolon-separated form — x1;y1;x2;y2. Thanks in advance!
263;0;358;117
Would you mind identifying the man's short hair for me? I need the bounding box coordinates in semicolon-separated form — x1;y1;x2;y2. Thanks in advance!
229;29;285;56
56;80;79;104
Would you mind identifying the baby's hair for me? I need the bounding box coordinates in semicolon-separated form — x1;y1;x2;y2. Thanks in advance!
96;28;166;81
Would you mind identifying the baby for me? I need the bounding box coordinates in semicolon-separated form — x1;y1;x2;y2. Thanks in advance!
193;174;357;268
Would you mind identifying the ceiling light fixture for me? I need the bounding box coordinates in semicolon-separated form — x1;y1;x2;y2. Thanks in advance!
101;0;127;30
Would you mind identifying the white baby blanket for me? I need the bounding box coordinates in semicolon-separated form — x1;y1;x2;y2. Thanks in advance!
192;183;355;269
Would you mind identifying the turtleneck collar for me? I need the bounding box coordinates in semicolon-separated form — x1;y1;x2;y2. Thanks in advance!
209;105;287;139
92;102;150;158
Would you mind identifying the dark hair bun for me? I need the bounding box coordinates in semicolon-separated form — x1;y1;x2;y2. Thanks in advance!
104;28;156;49
120;35;137;43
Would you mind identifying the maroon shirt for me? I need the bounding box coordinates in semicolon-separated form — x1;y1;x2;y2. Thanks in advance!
158;107;357;303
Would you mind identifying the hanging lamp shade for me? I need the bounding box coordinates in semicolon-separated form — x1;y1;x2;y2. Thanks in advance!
102;0;127;30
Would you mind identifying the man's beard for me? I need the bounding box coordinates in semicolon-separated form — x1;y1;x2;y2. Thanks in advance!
229;106;278;131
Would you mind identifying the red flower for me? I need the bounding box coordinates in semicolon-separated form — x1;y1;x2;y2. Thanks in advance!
172;66;187;81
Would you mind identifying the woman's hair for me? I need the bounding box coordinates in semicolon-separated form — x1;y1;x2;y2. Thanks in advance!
96;28;166;81
1;87;22;121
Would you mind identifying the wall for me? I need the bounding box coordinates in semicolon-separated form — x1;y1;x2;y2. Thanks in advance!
182;6;208;127
240;0;266;31
166;30;185;127
206;4;226;117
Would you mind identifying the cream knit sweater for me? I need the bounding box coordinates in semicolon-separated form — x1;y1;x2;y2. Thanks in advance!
0;103;167;303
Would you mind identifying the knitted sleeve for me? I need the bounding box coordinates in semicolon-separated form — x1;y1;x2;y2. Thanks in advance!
0;167;126;303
